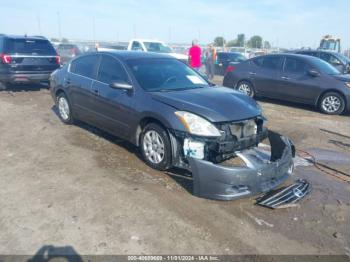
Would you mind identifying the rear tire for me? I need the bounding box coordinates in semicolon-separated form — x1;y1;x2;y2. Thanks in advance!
236;81;255;97
319;92;345;115
140;123;172;171
57;92;74;124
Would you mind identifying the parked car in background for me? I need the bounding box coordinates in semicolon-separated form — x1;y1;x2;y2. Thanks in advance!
0;34;60;90
215;52;246;75
96;44;127;52
56;44;82;64
50;51;295;201
223;54;350;115
295;50;350;74
127;39;188;63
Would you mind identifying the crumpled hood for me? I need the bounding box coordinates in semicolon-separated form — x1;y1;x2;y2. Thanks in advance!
333;74;350;82
150;87;261;122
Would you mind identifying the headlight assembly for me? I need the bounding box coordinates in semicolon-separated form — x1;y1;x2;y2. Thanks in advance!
175;111;221;137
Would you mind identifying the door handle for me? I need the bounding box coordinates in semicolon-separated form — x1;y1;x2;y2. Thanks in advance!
64;78;71;85
92;89;99;96
281;76;290;80
249;72;256;75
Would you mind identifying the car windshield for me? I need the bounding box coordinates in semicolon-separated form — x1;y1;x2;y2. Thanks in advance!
334;53;350;64
143;42;172;53
311;57;341;75
5;38;56;55
127;58;210;92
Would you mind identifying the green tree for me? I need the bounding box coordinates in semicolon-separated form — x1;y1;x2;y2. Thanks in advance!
247;35;263;49
237;34;245;47
61;38;69;43
263;41;271;49
214;36;226;47
50;38;59;42
226;39;237;47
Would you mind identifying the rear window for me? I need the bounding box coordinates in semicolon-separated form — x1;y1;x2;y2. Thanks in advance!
5;38;57;55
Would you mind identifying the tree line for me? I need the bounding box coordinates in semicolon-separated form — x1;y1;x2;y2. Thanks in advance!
213;34;271;49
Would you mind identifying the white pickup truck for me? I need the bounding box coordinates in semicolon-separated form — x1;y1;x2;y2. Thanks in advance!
127;39;188;63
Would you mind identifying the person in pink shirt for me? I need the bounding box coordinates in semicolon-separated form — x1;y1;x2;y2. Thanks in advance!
188;39;201;71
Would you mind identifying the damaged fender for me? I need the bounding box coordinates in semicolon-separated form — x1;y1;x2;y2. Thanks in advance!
188;131;295;201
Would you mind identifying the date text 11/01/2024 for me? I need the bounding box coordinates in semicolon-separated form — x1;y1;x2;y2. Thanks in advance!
127;255;220;261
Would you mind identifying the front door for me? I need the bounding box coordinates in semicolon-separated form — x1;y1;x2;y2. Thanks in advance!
90;54;134;138
279;57;320;103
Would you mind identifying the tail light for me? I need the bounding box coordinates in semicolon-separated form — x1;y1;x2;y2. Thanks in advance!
225;65;235;74
55;56;61;65
0;53;12;64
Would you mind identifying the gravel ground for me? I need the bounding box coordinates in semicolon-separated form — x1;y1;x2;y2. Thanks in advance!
0;82;349;256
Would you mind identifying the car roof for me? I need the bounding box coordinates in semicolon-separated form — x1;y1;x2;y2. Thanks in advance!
88;51;174;60
130;39;164;43
1;34;48;41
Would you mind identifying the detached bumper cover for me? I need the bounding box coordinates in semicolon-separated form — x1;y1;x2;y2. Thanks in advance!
188;131;294;201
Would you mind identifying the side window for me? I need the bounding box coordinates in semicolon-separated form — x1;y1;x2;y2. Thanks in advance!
252;57;264;67
97;55;129;84
70;55;97;78
261;56;283;70
284;57;309;75
131;41;142;51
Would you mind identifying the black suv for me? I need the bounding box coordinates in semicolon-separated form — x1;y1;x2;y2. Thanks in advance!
0;34;60;89
295;50;350;74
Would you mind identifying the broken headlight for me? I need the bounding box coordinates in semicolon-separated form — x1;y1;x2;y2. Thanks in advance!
229;119;258;138
175;111;221;137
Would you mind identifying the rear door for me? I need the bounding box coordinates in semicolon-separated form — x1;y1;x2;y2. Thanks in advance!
279;57;320;103
90;54;134;137
66;54;99;123
249;56;283;97
4;38;59;73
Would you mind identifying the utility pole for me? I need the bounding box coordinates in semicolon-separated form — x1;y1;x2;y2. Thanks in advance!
36;13;42;35
168;26;172;43
57;12;61;40
92;17;96;42
133;24;136;38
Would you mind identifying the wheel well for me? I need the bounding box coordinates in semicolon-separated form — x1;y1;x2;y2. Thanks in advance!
55;89;65;99
316;89;346;107
135;117;167;146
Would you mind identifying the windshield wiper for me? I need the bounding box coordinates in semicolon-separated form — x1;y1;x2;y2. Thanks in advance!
156;86;206;92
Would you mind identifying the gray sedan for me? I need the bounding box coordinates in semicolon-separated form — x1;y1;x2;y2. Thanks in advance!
50;51;295;200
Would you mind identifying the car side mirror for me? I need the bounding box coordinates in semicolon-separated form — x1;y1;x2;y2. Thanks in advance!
109;81;133;90
308;70;320;77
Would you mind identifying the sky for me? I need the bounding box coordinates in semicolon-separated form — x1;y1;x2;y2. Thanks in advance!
0;0;349;49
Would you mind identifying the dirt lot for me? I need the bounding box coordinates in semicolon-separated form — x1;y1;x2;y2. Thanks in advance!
0;80;350;256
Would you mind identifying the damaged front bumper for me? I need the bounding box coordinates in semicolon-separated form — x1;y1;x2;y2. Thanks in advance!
188;131;295;201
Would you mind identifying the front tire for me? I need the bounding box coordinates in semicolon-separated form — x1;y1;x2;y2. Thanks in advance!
319;92;345;115
140;123;172;171
57;92;74;124
236;81;255;97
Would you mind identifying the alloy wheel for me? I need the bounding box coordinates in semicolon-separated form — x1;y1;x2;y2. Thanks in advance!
321;95;341;114
142;130;165;164
58;96;70;121
238;83;252;96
